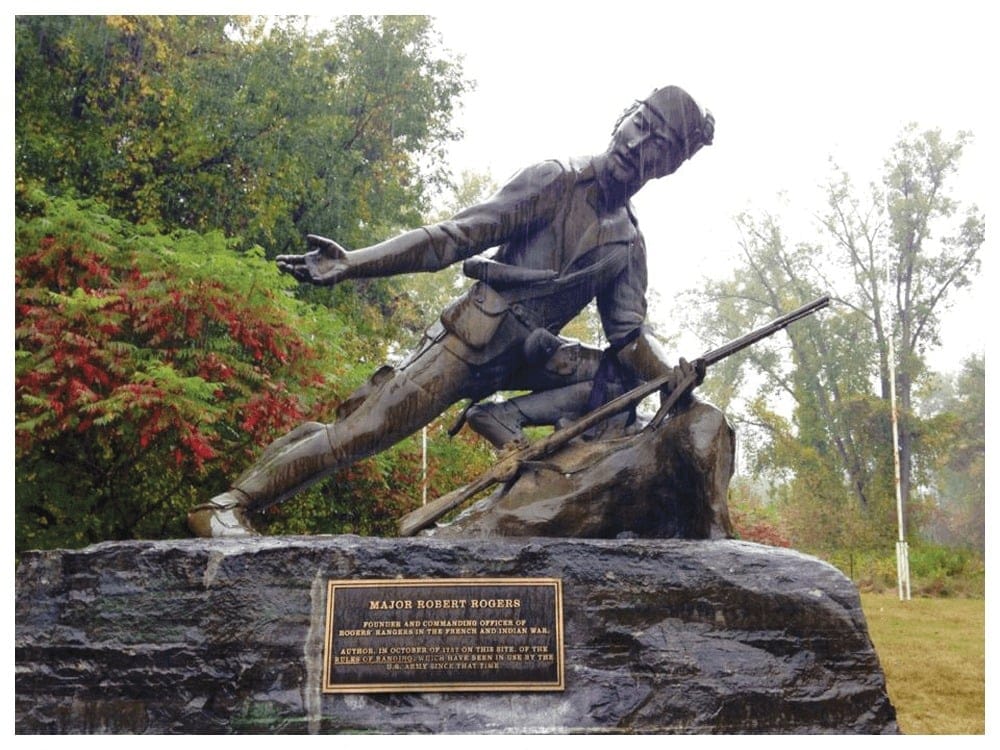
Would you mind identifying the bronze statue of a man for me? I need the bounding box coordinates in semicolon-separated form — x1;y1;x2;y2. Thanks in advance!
188;85;715;537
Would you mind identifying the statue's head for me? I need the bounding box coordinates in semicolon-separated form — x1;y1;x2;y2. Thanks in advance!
607;86;713;188
644;86;714;158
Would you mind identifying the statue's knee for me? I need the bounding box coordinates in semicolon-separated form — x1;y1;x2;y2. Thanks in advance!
467;402;525;449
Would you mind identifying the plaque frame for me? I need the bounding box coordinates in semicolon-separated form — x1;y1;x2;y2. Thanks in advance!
321;577;565;693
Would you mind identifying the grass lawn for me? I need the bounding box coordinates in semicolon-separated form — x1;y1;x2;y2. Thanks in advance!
860;593;985;734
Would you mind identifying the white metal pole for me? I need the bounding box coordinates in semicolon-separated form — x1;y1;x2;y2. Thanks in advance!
421;426;428;506
887;331;911;601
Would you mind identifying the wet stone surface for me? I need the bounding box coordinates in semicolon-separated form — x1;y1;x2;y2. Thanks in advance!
15;536;898;734
428;399;735;540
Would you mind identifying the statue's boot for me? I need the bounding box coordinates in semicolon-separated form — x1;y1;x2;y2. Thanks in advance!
187;488;259;538
187;421;329;537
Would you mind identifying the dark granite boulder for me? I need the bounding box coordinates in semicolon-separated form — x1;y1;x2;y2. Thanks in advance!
15;536;897;733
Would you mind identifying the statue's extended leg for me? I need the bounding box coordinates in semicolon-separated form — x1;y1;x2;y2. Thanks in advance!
188;343;471;537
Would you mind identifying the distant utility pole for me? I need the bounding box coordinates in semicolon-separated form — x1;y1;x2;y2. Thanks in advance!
888;331;911;601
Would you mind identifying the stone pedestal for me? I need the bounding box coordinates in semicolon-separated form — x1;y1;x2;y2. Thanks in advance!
15;536;897;733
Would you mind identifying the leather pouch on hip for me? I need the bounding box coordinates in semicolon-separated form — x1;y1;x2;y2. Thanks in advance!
440;282;510;349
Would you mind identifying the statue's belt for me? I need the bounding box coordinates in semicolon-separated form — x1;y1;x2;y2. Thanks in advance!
449;245;633;340
462;243;631;330
461;255;557;288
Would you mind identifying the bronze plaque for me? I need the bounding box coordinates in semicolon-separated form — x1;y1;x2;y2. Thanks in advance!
322;578;564;693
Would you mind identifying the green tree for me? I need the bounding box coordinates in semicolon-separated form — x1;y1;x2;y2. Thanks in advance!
693;213;895;550
15;15;469;256
692;127;983;551
821;125;983;536
15;16;487;549
16;16;244;224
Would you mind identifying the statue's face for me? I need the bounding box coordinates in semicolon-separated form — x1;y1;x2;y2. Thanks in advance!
607;103;683;187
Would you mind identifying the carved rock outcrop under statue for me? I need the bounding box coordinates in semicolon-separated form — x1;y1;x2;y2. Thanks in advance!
15;536;897;733
429;399;734;539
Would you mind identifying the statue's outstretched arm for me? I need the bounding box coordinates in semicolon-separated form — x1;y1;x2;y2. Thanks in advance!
276;230;445;287
276;161;565;287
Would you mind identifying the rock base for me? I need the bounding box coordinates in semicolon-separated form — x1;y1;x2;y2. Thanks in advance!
429;399;735;540
15;536;897;733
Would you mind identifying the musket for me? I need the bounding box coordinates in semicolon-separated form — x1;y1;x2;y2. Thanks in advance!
398;295;830;537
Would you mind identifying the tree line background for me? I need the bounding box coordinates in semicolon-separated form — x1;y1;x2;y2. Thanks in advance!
14;16;985;593
686;130;984;591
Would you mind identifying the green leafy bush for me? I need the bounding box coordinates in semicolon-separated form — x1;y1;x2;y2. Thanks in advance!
15;189;346;549
821;544;983;597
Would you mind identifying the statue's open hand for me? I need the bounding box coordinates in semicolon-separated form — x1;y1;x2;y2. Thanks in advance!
276;235;353;286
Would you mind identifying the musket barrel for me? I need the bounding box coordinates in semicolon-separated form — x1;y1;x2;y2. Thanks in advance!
702;295;830;365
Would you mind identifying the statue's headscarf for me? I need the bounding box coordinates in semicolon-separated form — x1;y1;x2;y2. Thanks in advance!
644;86;715;160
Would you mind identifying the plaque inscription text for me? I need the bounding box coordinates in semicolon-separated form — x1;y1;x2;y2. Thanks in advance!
322;578;564;693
